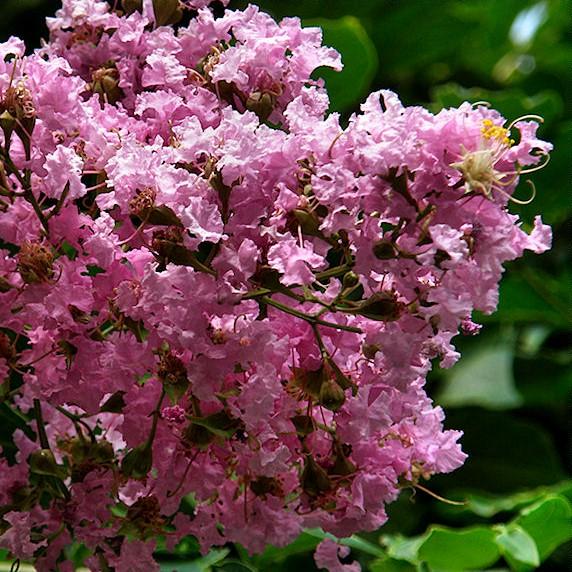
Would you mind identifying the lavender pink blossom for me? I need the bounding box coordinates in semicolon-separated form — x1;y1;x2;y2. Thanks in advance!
0;1;552;570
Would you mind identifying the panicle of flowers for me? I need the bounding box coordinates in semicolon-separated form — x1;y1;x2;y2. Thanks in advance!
0;0;552;570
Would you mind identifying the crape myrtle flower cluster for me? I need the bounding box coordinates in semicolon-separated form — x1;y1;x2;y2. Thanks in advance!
0;0;551;570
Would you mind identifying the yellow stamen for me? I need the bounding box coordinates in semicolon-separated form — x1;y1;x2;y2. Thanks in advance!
481;119;514;146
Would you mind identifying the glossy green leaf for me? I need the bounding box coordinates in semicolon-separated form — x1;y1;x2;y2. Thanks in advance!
513;495;572;560
381;534;426;564
495;524;540;567
418;526;500;570
444;481;572;518
305;16;378;112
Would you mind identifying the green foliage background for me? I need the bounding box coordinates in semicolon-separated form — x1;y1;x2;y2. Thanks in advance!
0;1;570;570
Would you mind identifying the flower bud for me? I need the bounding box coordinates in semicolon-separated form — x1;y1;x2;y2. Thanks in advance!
291;414;315;437
350;292;403;322
373;239;397;260
0;110;16;142
29;449;64;478
291;208;321;236
342;271;359;289
318;378;345;412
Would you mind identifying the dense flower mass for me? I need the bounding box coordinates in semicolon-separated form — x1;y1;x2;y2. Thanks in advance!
0;0;552;570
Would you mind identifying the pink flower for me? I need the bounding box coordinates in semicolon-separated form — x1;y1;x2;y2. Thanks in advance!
268;236;325;285
315;539;361;572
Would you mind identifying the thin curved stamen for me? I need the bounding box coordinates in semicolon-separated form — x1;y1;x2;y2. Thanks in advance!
507;114;544;130
495;179;537;205
515;153;550;175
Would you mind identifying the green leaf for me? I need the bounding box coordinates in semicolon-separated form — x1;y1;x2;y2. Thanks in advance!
437;339;523;410
485;271;569;327
84;264;106;277
513;495;572;560
253;532;320;568
305;16;378;112
447;482;572;518
369;557;415;572
305;528;386;557
495;524;540;568
381;534;427;564
158;548;229;572
214;561;257;572
59;240;78;260
417;526;501;570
